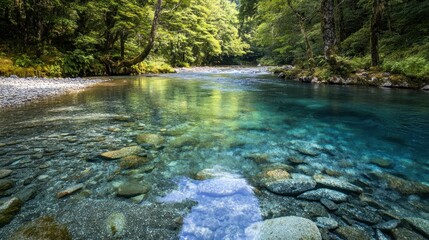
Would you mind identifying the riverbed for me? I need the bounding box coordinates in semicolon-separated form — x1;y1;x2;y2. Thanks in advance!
0;68;428;239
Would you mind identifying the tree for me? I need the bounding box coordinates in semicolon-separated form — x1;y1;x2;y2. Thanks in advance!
321;0;336;60
370;0;384;66
286;0;319;65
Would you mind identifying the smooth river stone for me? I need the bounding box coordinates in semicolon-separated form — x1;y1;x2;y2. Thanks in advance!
136;134;165;146
245;216;322;240
116;182;150;197
265;178;316;195
100;146;142;160
57;184;84;198
373;172;429;196
0;169;12;179
0;197;22;227
313;174;363;193
404;217;429;237
298;188;348;202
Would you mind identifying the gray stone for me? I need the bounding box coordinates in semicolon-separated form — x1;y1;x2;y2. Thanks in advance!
336;204;382;224
297;147;320;157
105;212;127;237
404;217;429;237
313;174;363;193
0;197;22;226
376;229;390;240
265;178;316;195
422;85;429;90
116;182;150;197
391;227;426;240
373;220;401;230
298;188;348;202
100;146;142;160
245;216;322;240
0;179;14;193
373;172;429;196
320;198;338;211
316;217;338;230
335;226;371;240
16;187;37;202
0;169;12;179
57;184;84;198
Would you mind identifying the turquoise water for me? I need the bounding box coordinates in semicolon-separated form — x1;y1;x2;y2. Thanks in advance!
0;69;428;239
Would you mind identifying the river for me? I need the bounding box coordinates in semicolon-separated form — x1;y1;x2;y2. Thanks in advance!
0;68;428;239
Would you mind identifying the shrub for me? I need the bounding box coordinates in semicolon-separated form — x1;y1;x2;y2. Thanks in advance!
383;56;429;79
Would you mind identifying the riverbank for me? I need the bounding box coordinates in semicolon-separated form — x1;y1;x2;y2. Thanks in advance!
0;76;108;108
269;66;429;90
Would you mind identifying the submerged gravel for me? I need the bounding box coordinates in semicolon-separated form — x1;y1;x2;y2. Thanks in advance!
0;76;107;108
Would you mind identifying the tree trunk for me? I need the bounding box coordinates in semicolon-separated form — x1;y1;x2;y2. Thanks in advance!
334;0;343;50
298;20;314;63
371;0;384;67
120;0;163;68
321;0;336;60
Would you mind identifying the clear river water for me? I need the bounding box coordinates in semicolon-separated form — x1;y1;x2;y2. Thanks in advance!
0;68;428;239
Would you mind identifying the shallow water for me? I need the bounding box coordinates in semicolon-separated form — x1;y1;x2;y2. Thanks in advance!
0;69;428;239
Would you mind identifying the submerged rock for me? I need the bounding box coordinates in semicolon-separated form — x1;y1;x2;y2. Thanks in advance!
9;216;72;240
119;155;148;169
57;184;84;198
105;212;127;237
116;181;150;197
320;198;338;211
297;147;320;157
136;134;165;146
259;168;291;184
313;174;363;193
0;197;22;226
370;158;393;168
315;217;338;230
0;169;12;179
391;227;426;240
298;188;348;202
287;157;305;165
373;219;401;230
245;216;322;240
100;146;142;160
336;203;382;224
404;217;429;237
265;178;316;195
373;172;429;196
334;226;371;240
0;179;14;194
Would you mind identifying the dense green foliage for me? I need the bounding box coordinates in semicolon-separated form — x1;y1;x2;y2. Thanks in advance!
240;0;429;80
0;0;428;79
0;0;247;76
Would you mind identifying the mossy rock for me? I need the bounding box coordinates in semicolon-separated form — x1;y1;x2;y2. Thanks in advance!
119;155;148;169
136;134;165;146
9;216;72;240
0;197;22;227
100;146;142;160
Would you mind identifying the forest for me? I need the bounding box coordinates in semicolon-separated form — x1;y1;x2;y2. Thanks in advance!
0;0;428;80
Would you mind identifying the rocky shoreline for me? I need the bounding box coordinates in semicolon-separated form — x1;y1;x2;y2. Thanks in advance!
0;76;108;108
270;66;429;90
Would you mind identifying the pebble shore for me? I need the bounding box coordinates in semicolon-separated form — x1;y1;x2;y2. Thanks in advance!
0;76;107;108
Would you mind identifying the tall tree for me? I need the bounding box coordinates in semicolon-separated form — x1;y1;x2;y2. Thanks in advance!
370;0;384;66
286;0;318;65
321;0;336;60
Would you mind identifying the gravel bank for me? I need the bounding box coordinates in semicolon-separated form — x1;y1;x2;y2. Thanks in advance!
0;76;108;108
